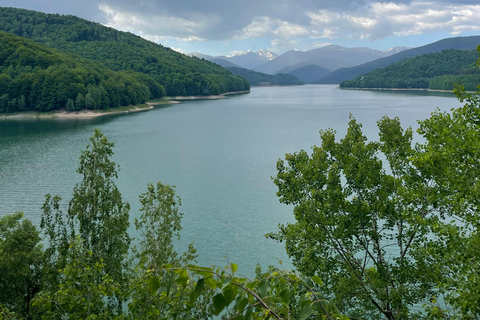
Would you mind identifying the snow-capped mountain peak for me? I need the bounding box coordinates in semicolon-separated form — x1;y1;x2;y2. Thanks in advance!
226;49;277;60
256;49;277;60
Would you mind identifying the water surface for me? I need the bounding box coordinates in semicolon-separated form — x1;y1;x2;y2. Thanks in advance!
0;85;461;275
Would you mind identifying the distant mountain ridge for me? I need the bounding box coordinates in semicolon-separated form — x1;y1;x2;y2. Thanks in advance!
253;45;409;75
317;36;480;84
189;50;277;70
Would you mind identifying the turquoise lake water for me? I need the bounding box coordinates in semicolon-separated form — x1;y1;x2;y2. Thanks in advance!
0;85;461;275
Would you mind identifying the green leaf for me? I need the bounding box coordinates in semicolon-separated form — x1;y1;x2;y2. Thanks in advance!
194;278;205;295
166;274;175;296
223;287;235;307
222;277;232;289
310;275;323;286
148;276;161;294
299;302;314;320
236;297;249;312
231;263;238;273
279;288;290;304
175;269;189;286
205;277;217;289
244;305;253;320
213;293;227;315
258;279;270;297
300;275;313;288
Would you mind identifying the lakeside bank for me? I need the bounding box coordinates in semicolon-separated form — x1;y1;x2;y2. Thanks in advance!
0;91;250;120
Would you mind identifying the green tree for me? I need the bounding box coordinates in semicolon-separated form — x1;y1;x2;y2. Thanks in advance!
127;182;203;319
65;98;74;111
414;85;480;318
0;212;43;318
135;182;196;270
270;86;480;318
75;92;85;110
32;237;117;320
41;129;130;314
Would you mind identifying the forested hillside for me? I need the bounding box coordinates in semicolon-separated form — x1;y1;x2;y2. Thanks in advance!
340;49;479;90
226;67;304;86
429;63;480;91
0;32;165;112
0;7;250;97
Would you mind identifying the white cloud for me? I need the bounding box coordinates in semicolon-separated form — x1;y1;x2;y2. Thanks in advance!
236;17;309;40
169;47;186;54
313;41;333;47
99;3;215;40
306;2;480;41
269;38;301;52
95;1;480;51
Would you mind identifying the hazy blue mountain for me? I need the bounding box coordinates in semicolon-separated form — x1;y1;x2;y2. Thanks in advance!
225;50;277;69
284;65;332;84
254;46;408;75
211;58;242;68
317;36;480;84
189;50;277;70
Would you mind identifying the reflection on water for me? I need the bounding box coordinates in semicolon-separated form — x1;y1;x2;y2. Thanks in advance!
340;87;457;99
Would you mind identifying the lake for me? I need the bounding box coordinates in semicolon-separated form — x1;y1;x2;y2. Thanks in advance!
0;85;461;275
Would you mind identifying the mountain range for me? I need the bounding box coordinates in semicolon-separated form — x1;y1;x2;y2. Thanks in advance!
189;50;277;70
194;35;480;86
193;46;409;84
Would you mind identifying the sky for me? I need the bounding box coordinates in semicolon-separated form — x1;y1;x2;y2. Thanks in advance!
2;0;480;56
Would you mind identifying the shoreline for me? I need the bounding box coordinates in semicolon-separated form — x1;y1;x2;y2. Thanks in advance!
0;103;158;120
165;90;250;100
0;90;250;120
338;87;458;93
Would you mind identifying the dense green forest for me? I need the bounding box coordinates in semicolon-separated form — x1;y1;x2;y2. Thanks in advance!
0;32;165;112
226;67;304;86
0;7;250;97
340;49;480;90
429;63;480;90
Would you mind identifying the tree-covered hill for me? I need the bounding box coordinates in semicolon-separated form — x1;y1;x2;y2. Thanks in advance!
0;32;165;113
340;49;480;90
284;64;331;84
0;7;250;96
226;67;304;86
429;63;480;91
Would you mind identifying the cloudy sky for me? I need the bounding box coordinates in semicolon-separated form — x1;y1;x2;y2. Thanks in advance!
2;0;480;56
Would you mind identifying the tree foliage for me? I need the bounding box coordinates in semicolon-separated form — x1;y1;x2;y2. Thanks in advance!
0;212;43;318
